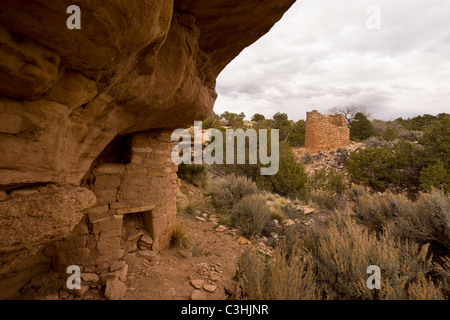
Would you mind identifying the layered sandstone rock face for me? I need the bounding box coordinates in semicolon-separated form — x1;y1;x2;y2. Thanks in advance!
0;0;295;298
305;110;350;153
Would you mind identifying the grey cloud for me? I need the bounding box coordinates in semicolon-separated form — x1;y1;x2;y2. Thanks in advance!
214;0;450;121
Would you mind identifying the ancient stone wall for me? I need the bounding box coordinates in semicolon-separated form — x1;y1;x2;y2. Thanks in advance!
305;110;350;153
49;130;177;271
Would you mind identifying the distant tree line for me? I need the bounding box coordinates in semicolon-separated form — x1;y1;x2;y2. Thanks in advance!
202;111;306;148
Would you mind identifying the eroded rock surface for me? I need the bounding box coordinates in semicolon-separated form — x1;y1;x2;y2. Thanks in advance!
0;186;96;274
0;0;295;187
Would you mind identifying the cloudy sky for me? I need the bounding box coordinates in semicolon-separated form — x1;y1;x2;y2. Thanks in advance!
214;0;450;121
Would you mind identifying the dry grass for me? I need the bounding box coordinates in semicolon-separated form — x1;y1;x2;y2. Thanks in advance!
302;212;444;300
351;188;450;255
217;213;236;229
170;225;191;249
269;208;285;222
268;196;291;222
305;189;337;210
235;211;445;300
434;256;450;298
345;184;369;202
236;242;318;300
392;189;450;250
182;197;202;215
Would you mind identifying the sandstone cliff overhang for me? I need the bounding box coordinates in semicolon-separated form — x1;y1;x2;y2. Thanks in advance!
0;0;295;188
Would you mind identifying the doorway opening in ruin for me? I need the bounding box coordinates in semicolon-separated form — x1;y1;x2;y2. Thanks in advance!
80;134;133;190
121;211;154;254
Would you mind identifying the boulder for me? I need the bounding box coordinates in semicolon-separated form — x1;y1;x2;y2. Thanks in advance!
203;284;217;293
0;186;96;275
104;279;127;300
138;250;158;262
81;273;99;284
190;279;204;289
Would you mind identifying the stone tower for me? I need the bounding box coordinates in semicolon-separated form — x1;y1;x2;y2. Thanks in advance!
305;110;350;153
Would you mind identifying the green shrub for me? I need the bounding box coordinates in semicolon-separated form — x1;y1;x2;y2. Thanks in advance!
350;112;378;141
251;113;266;122
328;170;346;194
419;114;450;163
420;161;450;193
220;111;246;128
177;163;208;188
346;147;396;190
394;140;425;184
212;136;307;198
396;113;443;132
233;195;270;238
383;127;398;141
286;120;306;147
257;142;307;198
209;174;258;213
202;116;217;129
309;168;346;194
345;141;424;192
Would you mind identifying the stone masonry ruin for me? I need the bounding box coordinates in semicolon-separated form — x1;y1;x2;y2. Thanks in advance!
305;110;350;153
52;131;178;268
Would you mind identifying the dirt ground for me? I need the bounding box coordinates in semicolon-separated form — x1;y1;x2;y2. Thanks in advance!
122;213;243;300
